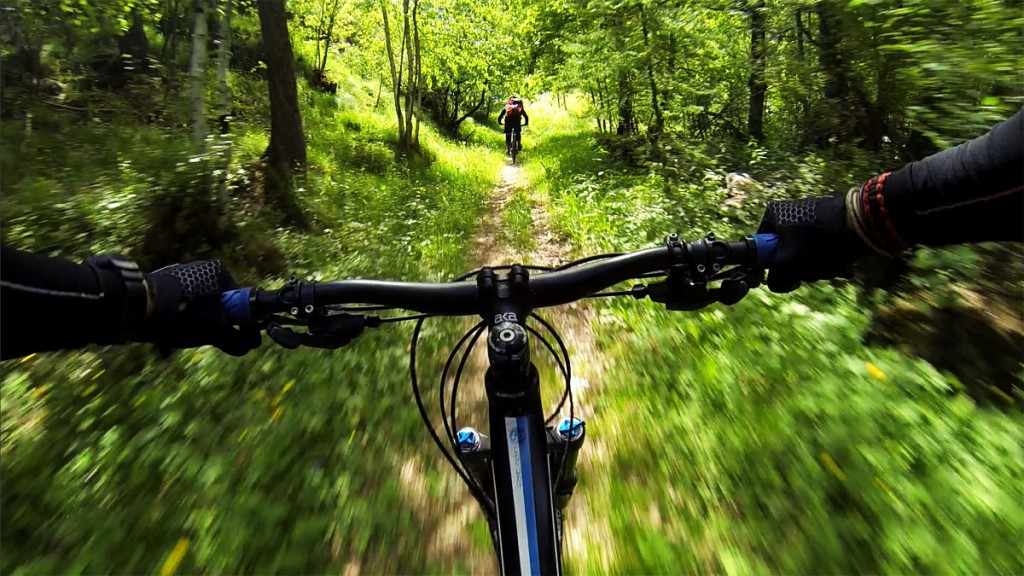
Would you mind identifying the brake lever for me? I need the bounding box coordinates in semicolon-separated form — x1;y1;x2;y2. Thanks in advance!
713;278;749;306
266;312;381;349
647;267;753;311
267;322;305;349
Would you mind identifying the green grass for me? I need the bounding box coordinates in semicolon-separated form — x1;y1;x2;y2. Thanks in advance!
2;63;1021;575
499;186;536;252
526;96;1024;575
0;57;506;574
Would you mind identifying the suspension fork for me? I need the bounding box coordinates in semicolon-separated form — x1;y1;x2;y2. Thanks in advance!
460;421;586;559
464;265;588;573
472;264;585;509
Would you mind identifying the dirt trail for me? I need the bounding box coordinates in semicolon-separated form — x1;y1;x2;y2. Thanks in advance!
517;171;617;573
397;162;616;573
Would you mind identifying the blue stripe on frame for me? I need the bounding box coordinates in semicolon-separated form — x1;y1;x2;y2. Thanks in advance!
517;416;541;574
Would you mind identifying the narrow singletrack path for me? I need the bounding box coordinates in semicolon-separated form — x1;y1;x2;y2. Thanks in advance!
397;159;618;573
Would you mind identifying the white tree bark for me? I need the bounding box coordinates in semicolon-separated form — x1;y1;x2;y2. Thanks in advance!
215;0;232;203
189;0;209;149
412;0;421;145
216;0;231;127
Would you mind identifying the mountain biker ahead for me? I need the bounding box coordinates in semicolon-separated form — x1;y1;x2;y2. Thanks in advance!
497;95;529;156
1;111;1020;360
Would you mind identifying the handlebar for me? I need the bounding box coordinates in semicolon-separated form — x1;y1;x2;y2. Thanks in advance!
221;233;778;325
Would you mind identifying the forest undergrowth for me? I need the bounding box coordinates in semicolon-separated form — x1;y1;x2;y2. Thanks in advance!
525;95;1024;576
1;4;1022;572
0;54;513;573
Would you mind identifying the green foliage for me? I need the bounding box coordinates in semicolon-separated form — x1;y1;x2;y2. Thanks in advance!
526;100;1023;575
2;0;1022;574
1;114;190;256
0;0;160;44
592;291;1023;575
499;186;536;252
869;0;1024;146
526;0;1022;155
1;47;504;573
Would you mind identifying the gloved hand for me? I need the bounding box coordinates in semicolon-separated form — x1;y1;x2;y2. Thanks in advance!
756;194;869;293
141;260;262;356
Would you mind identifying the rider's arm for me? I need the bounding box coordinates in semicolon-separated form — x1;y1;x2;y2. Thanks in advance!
522;108;529;125
0;245;261;360
849;109;1023;254
497;108;506;123
0;245;140;359
757;110;1023;293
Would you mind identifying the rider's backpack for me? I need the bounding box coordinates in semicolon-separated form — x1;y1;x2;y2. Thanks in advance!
504;101;523;122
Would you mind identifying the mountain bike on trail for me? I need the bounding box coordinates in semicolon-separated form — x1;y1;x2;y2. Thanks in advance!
219;231;779;575
498;95;529;164
508;128;524;164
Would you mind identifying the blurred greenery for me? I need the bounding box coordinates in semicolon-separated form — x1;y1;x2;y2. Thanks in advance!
529;111;1022;576
2;0;1022;574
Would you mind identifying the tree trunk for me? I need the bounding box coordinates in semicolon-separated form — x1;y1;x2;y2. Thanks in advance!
816;2;883;149
162;0;181;90
794;8;810;121
616;72;633;135
597;77;611;133
589;88;602;131
664;32;676;110
189;0;209;149
413;0;422;145
816;4;844;104
403;0;416;147
449;88;486;133
640;8;663;139
872;3;900;152
815;2;850;146
747;0;767;143
215;0;232;204
448;85;460;126
611;15;634;135
379;0;406;148
313;0;326;73
319;0;341;73
118;10;150;72
216;0;232;134
160;0;179;75
257;0;308;229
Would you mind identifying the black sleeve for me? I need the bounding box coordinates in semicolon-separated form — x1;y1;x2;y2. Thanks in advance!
497;108;506;122
522;108;529;124
1;245;133;360
856;110;1023;251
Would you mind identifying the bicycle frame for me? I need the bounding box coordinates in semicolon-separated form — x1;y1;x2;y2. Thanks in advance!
222;233;779;576
485;330;561;574
475;265;562;574
509;128;522;164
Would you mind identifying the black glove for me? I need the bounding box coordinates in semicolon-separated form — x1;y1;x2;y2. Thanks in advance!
756;195;869;293
142;260;262;356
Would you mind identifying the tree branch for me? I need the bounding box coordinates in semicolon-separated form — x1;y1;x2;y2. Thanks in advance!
452;87;487;128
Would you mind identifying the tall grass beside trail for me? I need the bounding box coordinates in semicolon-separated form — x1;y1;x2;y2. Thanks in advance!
1;58;509;574
527;94;1024;575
